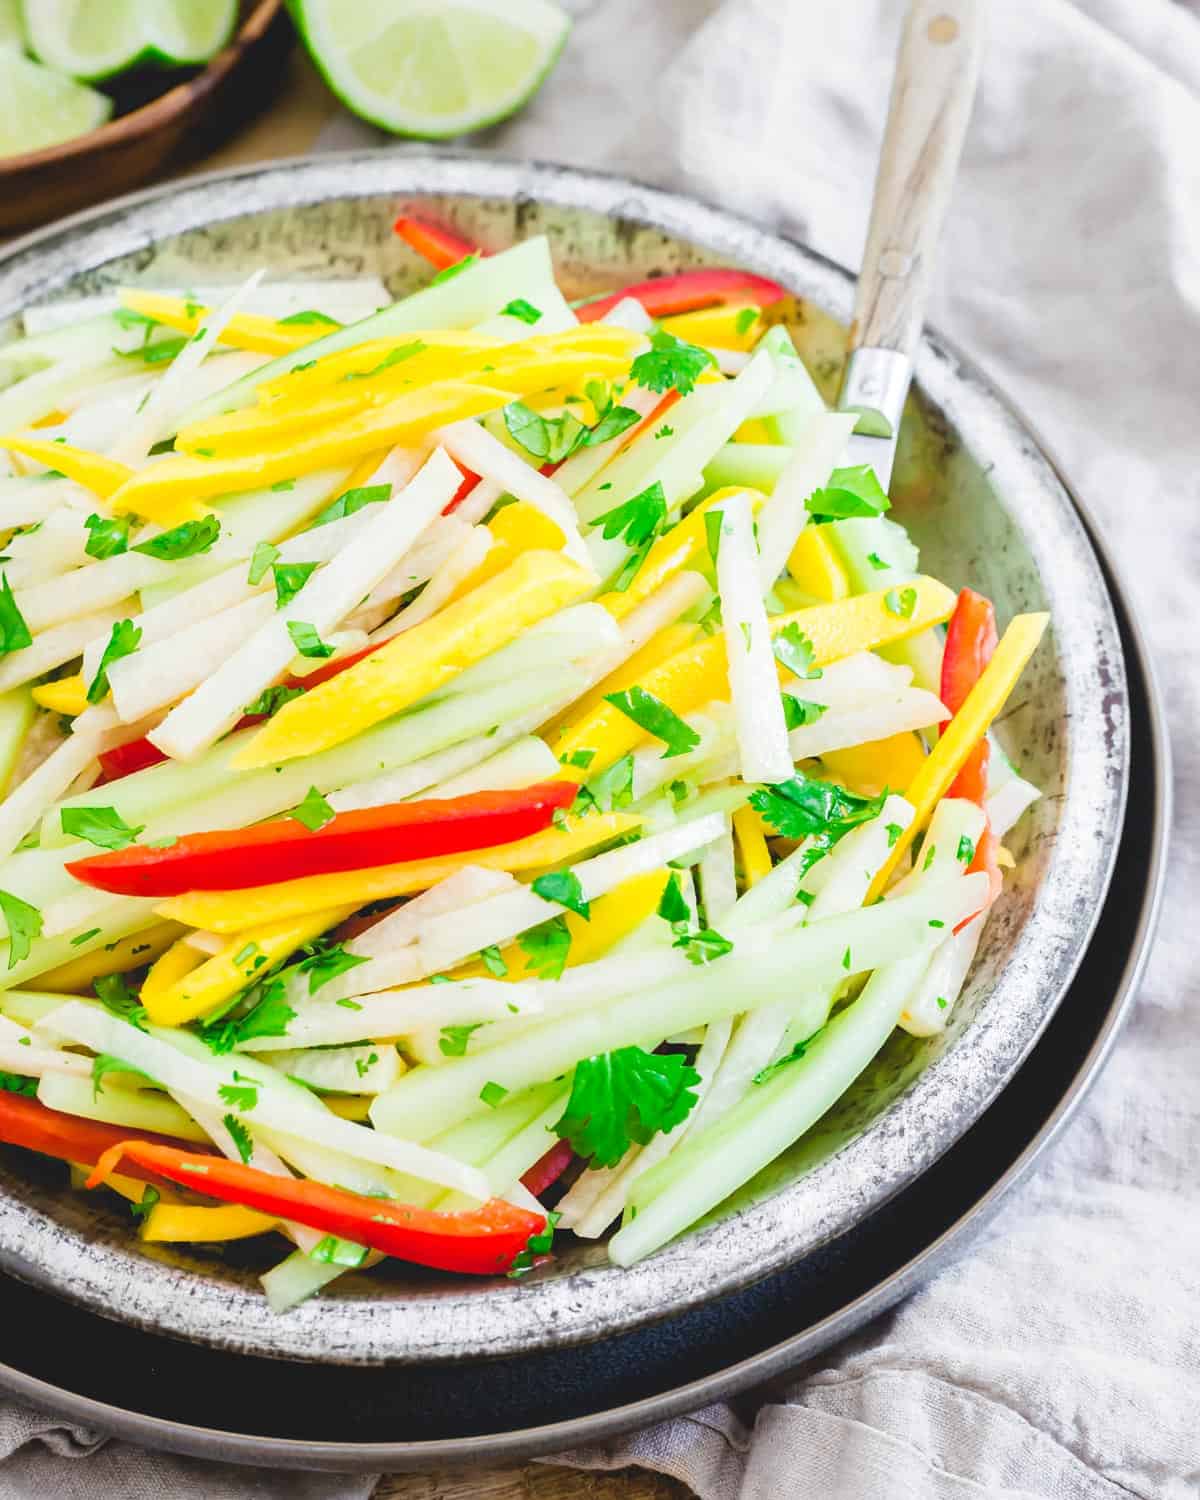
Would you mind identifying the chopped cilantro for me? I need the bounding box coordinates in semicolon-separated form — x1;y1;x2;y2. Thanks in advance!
592;481;667;549
704;509;723;564
673;927;733;965
0;889;41;970
342;340;427;381
842;947;852;970
734;307;759;336
70;927;102;947
884;586;918;619
60;806;143;851
750;772;885;873
604;685;700;759
479;1081;508;1108
886;822;904;848
87;619;141;703
83;513;130;559
218;1073;259;1110
438;1023;481;1058
289;786;334;832
585;752;634;812
753;1030;820;1085
129;1185;159;1222
867;551;888;570
430;253;479;284
272;561;317;609
957;835;976;865
507;1209;560;1278
561;749;596;770
286;620;335;659
936;996;949;1010
480;945;507;978
630;330;715;396
271;478;296;492
554;1046;701;1167
517;917;571;980
93;972;146;1029
132;515;220;560
90;1053;154;1098
313;483;391;527
223;1113;254;1163
296;940;369;995
807;465;891;522
502;400;589;464
782;695;827;731
277;309;341;327
0;575;32;658
656;871;691;926
772;622;822;680
247;539;280;585
115;335;187;366
531;869;590;920
0;1071;36;1097
501;298;542;324
243;683;306;717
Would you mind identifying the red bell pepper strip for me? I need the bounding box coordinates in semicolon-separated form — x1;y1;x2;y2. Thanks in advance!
96;736;171;784
393;215;480;271
88;1138;545;1275
66;782;578;897
520;1139;575;1198
445;459;482;513
576;269;788;324
0;1090;214;1186
940;588;1003;913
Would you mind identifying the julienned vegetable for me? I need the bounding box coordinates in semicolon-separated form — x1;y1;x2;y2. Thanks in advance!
66;783;577;896
0;233;1048;1307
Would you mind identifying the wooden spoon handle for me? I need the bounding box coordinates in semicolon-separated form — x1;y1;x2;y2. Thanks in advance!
850;0;983;359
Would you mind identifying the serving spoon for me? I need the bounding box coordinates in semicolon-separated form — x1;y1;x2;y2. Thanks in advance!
839;0;983;488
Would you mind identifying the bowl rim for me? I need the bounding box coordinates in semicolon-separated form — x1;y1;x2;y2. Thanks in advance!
0;150;1131;1364
0;0;283;177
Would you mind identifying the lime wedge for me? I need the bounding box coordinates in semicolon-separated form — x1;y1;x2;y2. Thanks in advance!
0;47;111;156
24;0;238;81
0;0;24;49
289;0;570;139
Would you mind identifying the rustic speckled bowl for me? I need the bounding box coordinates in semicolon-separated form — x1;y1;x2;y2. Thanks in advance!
0;154;1128;1365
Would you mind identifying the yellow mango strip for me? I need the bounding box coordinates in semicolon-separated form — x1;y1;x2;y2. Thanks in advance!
186;350;634;461
541;621;701;751
732;806;772;887
553;578;956;778
787;525;851;601
140;936;207;1010
324;1095;373;1121
599;488;764;621
661;305;764;351
118;289;323;356
820;732;927;798
141;1202;280;1243
867;613;1050;901
550;632;727;777
156;813;641;933
142;906;356;1027
35;922;183;994
32;675;87;716
446;501;566;600
236;550;594;770
30;409;68;429
109;382;512;516
733;419;773;444
452;869;670;982
0;436;133;501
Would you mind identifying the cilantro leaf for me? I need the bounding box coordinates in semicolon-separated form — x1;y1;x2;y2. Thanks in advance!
750;772;885;875
202;979;294;1053
272;561;317;610
502;400;589;464
604;685;701;759
92;1053;155;1098
247;539;280;585
673;927;733;965
289;786;335;832
286;620;335;659
60;805;143;851
0;889;41;970
115;335;188;366
591;481;666;548
957;835;976;865
807;465;891;522
753;1030;821;1085
313;484;391;527
0;575;32;658
311;1235;369;1266
439;1023;481;1058
87;619;141;703
276;309;341;327
554;1046;701;1167
781;695;827;731
867;551;888;571
132;514;220;560
656;871;691;926
704;509;723;564
630;330;715;396
588;405;641;446
297;940;369;995
83;513;130;559
586;752;634;812
243;683;306;717
480;945;508;978
0;1071;36;1097
480;1081;508;1108
223;1113;254;1163
734;306;759;336
501;298;542;324
218;1074;258;1111
507;1209;560;1278
531;869;590;920
342;340;427;382
884;586;918;619
129;1184;159;1222
517;917;571;980
772;622;822;680
93;972;146;1029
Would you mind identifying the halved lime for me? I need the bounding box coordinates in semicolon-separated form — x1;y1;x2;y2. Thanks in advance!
288;0;570;139
23;0;239;81
0;47;111;157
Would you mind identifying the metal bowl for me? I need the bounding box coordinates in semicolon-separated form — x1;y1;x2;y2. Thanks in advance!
0;153;1128;1365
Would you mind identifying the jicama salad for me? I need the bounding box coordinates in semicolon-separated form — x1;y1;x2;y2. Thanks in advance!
0;216;1046;1311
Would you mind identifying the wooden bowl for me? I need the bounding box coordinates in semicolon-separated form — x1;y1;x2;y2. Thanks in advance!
0;0;292;236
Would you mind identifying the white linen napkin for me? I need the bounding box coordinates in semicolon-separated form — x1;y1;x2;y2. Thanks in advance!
2;1;1197;1495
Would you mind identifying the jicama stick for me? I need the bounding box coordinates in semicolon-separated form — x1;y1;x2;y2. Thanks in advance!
754;413;857;591
0;603;133;694
149;449;461;760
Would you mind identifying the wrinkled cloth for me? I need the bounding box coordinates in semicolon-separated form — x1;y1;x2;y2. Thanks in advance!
3;0;1198;1495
